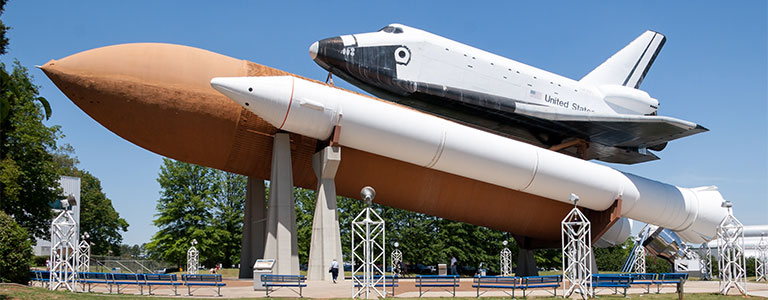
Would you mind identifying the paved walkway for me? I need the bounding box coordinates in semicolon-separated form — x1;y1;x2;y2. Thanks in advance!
222;278;768;298
58;277;768;298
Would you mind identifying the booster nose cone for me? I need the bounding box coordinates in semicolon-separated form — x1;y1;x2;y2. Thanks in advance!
309;41;319;60
210;76;294;128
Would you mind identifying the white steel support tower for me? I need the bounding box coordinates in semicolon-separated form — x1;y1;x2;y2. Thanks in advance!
756;233;767;282
698;243;712;280
391;242;402;277
187;239;199;274
500;240;512;277
352;186;386;299
77;232;91;273
561;194;592;299
631;240;646;273
49;198;79;291
717;201;746;295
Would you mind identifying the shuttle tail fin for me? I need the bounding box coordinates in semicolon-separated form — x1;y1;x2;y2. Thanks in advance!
580;30;666;89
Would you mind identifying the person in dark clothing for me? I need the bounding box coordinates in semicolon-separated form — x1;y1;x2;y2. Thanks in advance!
330;259;340;283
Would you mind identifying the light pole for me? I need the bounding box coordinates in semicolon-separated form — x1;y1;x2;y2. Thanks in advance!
187;239;199;274
500;240;512;277
352;186;386;299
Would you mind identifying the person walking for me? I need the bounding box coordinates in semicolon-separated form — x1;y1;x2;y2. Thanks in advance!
450;256;458;275
329;259;340;283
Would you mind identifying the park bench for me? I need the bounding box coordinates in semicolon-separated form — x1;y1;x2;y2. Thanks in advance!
78;272;112;293
472;275;521;297
590;274;631;296
653;272;687;294
182;274;226;296
140;273;180;295
261;274;307;297
627;273;656;293
415;275;460;297
110;273;142;294
521;275;561;297
29;270;50;287
353;275;399;296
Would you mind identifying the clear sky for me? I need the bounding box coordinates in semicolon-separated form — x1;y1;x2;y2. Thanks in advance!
3;1;766;245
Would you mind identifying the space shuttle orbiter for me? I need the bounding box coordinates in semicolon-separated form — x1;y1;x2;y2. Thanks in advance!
310;24;707;164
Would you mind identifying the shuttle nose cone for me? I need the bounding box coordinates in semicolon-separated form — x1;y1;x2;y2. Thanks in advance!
309;41;319;60
310;37;344;70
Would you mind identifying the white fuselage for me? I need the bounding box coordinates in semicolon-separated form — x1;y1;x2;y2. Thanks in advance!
346;24;658;115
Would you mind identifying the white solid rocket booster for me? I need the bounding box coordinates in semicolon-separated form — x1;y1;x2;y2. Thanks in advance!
211;76;728;243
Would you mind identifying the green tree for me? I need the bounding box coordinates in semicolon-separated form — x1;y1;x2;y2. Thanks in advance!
0;61;60;239
0;0;50;123
292;187;315;267
0;211;32;284
213;171;246;267
54;146;129;256
593;238;633;272
146;159;220;267
0;0;10;55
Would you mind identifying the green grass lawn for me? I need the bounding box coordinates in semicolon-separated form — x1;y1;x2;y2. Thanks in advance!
0;283;753;300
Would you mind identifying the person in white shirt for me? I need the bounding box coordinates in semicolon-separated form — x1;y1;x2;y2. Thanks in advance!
329;259;340;283
450;256;457;275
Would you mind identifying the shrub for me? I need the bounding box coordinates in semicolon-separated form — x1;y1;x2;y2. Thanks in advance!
32;255;48;267
0;211;33;283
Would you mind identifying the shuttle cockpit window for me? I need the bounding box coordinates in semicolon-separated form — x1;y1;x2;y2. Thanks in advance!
378;26;404;34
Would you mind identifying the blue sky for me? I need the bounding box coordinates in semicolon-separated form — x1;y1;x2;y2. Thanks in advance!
3;1;766;245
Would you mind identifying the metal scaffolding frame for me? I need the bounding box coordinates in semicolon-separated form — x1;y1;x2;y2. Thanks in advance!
49;201;79;291
187;239;199;274
698;243;712;280
717;201;746;295
561;194;592;299
756;234;767;282
352;186;386;299
391;242;402;277
631;241;646;273
77;232;91;273
500;240;512;277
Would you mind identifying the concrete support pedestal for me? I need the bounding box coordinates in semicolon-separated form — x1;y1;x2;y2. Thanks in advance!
307;146;344;281
517;249;539;276
238;177;266;278
263;133;300;275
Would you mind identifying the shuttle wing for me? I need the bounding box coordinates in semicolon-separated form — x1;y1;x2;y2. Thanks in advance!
514;102;708;148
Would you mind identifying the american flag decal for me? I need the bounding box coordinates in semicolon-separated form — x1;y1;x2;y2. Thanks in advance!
529;89;542;100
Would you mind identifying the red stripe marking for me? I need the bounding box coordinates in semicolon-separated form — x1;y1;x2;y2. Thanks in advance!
279;77;295;129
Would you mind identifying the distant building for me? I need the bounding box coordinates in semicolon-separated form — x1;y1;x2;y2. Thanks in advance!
32;176;81;256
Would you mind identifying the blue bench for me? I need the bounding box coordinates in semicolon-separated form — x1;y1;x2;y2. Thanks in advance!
627;273;656;293
590;274;630;296
29;270;50;287
77;272;112;293
415;275;459;297
353;275;399;296
653;273;687;294
262;274;306;297
521;275;561;297
182;274;226;296
472;275;521;297
110;273;142;294
140;273;180;295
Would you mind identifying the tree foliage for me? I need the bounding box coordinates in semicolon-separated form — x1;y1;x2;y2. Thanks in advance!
0;61;61;239
0;210;32;284
54;146;129;256
0;0;9;55
593;238;634;272
213;172;246;267
146;159;246;268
